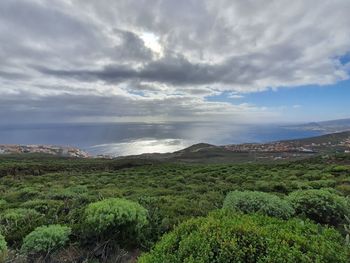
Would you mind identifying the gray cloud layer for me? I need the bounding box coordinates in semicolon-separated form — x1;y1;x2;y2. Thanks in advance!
0;0;350;123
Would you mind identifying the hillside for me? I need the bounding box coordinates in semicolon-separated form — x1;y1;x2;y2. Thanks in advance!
0;152;350;262
120;131;350;163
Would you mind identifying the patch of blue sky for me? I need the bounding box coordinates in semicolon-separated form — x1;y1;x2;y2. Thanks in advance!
206;79;350;121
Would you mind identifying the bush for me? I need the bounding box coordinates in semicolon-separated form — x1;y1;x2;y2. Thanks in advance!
0;200;7;210
287;189;350;226
336;184;350;195
0;234;7;262
139;211;350;263
137;196;167;249
47;186;90;203
82;198;148;247
20;199;65;224
0;208;44;246
331;166;349;173
17;187;40;201
21;225;71;256
223;190;294;219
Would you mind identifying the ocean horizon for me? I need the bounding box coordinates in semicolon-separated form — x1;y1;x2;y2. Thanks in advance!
0;122;323;156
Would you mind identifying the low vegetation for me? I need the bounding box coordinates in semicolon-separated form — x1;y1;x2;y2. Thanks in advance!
21;225;71;257
287;189;350;227
82;198;148;257
139;211;349;263
223;190;294;219
0;234;7;262
0;208;44;246
0;153;349;262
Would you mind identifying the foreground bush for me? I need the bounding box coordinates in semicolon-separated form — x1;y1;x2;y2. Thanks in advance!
83;198;148;247
0;208;43;245
223;190;294;219
139;211;350;263
287;189;350;226
21;225;71;256
0;234;7;262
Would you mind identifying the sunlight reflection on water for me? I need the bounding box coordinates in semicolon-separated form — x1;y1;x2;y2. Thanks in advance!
88;138;190;156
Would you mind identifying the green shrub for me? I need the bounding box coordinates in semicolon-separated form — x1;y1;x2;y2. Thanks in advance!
17;187;40;201
337;184;350;195
223;190;294;219
20;199;65;224
0;200;7;210
287;189;350;226
2;186;40;203
331;165;349;173
308;179;336;189
0;208;44;246
21;199;64;214
21;225;71;256
137;196;167;249
82;198;148;246
47;186;90;202
0;234;7;262
139;211;350;263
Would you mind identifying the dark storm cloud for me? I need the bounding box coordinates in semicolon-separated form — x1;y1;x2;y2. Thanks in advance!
34;44;311;87
35;55;220;85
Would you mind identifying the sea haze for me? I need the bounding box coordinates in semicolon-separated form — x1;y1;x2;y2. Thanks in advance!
0;122;322;156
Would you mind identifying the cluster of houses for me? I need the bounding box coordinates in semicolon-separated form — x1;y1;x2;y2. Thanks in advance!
340;138;350;149
0;144;90;158
224;142;315;153
224;136;350;154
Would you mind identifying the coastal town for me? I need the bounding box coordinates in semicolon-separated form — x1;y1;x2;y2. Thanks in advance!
0;144;90;158
224;136;350;154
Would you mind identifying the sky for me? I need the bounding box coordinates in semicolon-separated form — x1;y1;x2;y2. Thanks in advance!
1;0;350;125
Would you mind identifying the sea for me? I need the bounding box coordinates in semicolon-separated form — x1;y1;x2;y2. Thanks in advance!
0;122;323;156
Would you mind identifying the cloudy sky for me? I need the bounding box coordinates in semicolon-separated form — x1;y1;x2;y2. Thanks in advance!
1;0;350;125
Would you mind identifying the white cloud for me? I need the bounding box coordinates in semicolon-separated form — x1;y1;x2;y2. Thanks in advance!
0;0;349;123
140;32;163;56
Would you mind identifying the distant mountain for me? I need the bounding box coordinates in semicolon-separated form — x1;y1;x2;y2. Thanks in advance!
282;130;350;145
288;118;350;133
